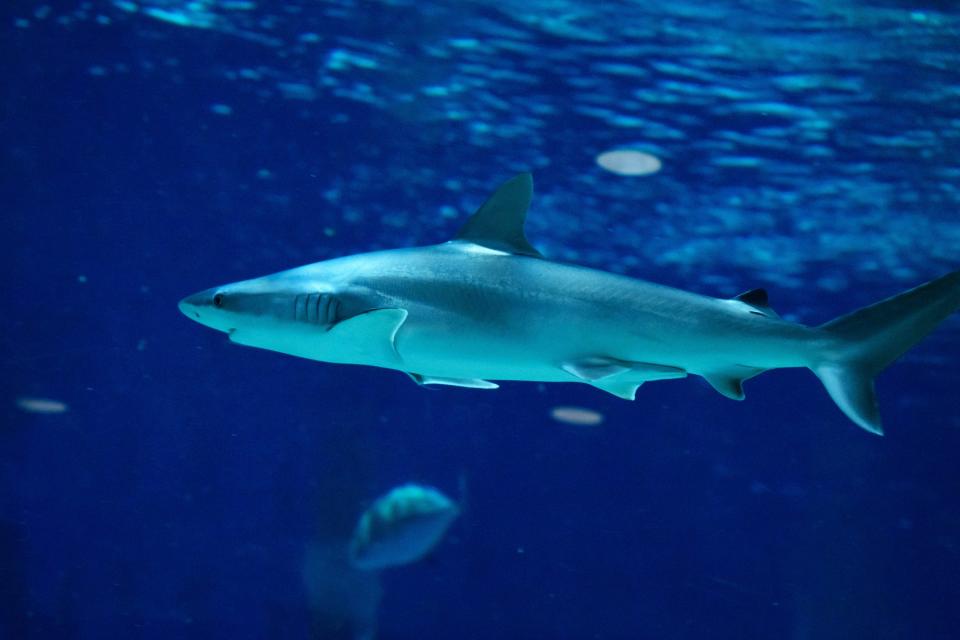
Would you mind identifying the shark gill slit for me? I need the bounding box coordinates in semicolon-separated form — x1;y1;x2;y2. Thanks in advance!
295;294;306;323
321;294;328;324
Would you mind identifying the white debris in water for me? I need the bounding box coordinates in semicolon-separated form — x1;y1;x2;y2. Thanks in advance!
16;397;69;414
209;103;233;116
349;484;459;571
550;406;605;426
596;149;662;176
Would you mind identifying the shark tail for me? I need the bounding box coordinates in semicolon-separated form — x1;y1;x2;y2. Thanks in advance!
811;269;960;435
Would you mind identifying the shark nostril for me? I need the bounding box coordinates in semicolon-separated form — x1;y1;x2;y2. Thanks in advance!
193;312;200;319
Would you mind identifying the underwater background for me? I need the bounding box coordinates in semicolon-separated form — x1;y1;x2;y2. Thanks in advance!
3;1;960;638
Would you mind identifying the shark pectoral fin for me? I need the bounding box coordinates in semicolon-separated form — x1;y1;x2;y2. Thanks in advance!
703;366;766;401
327;308;408;360
407;373;499;389
453;173;543;258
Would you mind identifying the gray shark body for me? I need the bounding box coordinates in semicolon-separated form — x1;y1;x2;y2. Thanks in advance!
181;174;960;435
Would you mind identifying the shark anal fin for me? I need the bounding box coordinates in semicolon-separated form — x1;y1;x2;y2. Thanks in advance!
453;173;543;258
703;366;766;401
407;373;499;389
704;374;746;400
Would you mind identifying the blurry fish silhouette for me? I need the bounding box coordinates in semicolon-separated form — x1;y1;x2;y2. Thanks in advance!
348;484;459;571
180;174;960;435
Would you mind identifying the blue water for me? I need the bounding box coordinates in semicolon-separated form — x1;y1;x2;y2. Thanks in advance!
4;1;960;638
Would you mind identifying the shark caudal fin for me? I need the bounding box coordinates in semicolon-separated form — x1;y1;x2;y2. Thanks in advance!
812;270;960;435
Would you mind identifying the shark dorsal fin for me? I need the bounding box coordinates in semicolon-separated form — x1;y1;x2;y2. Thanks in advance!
736;288;769;307
454;173;543;258
734;288;780;318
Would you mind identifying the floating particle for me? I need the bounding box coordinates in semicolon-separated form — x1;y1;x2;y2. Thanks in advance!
16;397;69;414
209;103;233;116
596;149;662;176
550;406;604;426
349;484;459;571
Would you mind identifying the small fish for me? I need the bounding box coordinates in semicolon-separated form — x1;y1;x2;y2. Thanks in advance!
349;484;459;571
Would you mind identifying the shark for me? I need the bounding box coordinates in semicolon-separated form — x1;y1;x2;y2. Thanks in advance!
180;174;960;435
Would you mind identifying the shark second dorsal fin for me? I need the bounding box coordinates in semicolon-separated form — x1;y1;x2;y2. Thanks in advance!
734;288;780;318
454;173;543;258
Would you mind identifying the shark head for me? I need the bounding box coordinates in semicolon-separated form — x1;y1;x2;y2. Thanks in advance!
178;276;312;337
179;263;409;367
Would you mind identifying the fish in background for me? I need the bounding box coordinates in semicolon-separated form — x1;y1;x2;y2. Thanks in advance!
180;174;960;434
302;483;459;639
349;484;460;571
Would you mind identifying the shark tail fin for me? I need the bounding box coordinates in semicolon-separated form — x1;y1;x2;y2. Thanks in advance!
812;270;960;435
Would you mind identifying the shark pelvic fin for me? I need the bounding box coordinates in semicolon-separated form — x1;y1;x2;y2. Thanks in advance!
562;357;685;382
406;373;499;389
593;380;643;400
561;356;631;380
562;357;685;400
453;173;543;258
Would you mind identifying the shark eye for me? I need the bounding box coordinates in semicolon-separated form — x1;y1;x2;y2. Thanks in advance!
213;293;224;308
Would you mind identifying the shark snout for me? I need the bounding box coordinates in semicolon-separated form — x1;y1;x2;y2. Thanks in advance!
178;288;221;322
